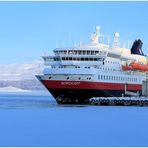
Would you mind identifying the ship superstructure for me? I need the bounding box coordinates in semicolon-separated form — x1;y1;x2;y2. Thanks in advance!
37;26;148;104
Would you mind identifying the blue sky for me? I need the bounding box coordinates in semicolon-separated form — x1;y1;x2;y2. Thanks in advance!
0;1;148;64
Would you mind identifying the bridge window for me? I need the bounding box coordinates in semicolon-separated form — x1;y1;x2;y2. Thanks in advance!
85;58;88;61
81;58;84;61
62;57;65;60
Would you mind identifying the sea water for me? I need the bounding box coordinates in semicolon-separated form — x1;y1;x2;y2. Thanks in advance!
0;92;148;147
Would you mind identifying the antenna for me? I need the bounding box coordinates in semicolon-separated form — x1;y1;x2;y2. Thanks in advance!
62;40;65;48
68;27;71;47
80;33;83;45
74;41;77;47
107;35;110;47
114;32;119;47
123;41;126;48
127;40;130;49
56;40;59;48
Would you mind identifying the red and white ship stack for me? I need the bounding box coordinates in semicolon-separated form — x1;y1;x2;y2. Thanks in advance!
36;26;148;104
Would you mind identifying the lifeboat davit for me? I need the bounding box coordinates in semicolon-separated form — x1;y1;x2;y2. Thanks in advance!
122;62;148;72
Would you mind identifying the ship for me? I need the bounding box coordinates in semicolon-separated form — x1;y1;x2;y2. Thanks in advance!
36;26;148;104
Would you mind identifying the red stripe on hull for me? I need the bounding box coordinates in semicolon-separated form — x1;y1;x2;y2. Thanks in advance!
41;80;142;91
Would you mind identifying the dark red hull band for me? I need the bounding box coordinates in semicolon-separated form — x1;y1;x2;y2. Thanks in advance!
40;80;142;104
41;80;142;91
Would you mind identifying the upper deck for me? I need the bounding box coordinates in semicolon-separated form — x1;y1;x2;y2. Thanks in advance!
42;25;148;75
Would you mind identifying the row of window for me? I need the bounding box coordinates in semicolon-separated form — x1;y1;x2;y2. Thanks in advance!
54;50;106;55
52;66;91;69
62;57;102;61
53;57;59;61
49;76;91;80
98;75;138;82
51;66;117;71
67;77;91;80
45;57;120;66
46;57;103;62
105;60;120;64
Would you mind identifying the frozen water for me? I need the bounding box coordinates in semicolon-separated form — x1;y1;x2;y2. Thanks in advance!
0;92;148;146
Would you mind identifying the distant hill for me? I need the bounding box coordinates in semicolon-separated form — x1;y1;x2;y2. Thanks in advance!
0;61;46;90
0;86;31;92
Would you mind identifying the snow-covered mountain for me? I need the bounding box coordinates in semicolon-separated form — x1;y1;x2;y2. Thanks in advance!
0;60;44;80
0;60;46;90
0;86;31;92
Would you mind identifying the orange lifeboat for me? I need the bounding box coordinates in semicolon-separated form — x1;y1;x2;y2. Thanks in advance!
122;65;132;71
122;62;148;72
130;63;148;72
